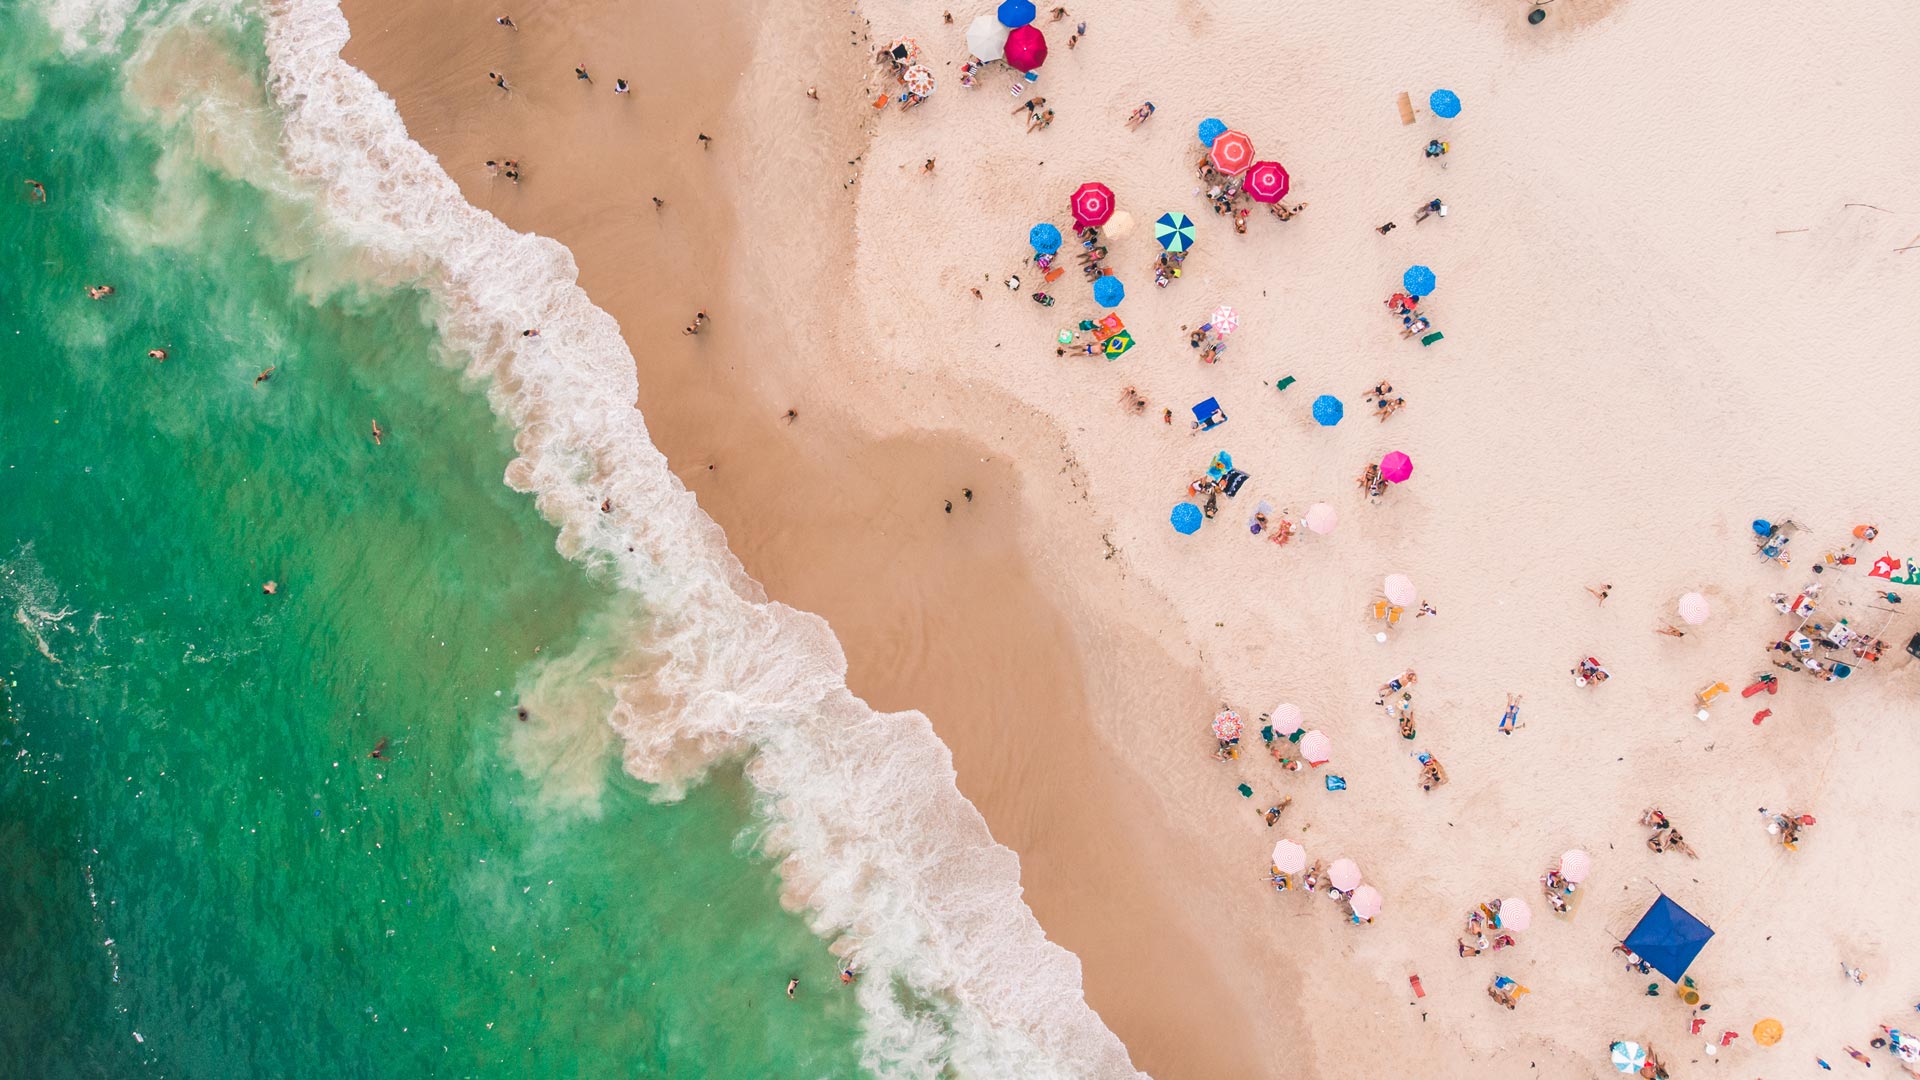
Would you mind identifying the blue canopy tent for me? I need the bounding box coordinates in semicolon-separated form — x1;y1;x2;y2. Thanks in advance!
1621;894;1714;981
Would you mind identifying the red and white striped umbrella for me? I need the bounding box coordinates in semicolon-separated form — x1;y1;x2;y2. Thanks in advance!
1212;709;1243;740
1349;885;1383;919
1305;503;1338;534
1384;574;1417;607
1242;160;1290;203
1209;130;1255;174
1270;840;1306;874
1269;702;1302;730
1070;181;1115;229
1298;730;1332;765
1678;592;1711;625
1559;849;1592;884
1499;897;1533;931
1328;858;1362;891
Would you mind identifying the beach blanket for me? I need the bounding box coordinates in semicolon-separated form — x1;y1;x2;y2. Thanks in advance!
1324;774;1347;791
1221;470;1249;497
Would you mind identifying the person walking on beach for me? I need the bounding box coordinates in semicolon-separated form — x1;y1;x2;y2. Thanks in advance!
614;79;630;95
1587;583;1611;604
651;196;664;208
697;133;711;148
1376;221;1396;234
921;158;936;174
489;71;509;92
574;64;592;84
494;14;516;29
943;500;953;514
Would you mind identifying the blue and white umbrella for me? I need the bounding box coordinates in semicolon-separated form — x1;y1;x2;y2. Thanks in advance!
1403;264;1436;296
1154;212;1196;252
1312;394;1344;426
1609;1042;1647;1074
1093;275;1126;308
1429;89;1461;119
1171;502;1203;534
1029;222;1062;254
1197;117;1227;147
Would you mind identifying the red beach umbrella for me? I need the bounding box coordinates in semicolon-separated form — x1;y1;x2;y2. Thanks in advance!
1004;24;1048;71
1243;160;1290;202
1208;129;1255;175
1070;181;1115;228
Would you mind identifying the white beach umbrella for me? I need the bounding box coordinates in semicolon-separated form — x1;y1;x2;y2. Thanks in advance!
1270;840;1306;874
1498;897;1533;931
1349;885;1383;919
1298;730;1332;765
1384;573;1417;607
1328;858;1362;892
1678;591;1711;625
1559;849;1592;883
966;12;1009;61
1269;702;1303;730
1305;502;1338;534
1104;210;1135;240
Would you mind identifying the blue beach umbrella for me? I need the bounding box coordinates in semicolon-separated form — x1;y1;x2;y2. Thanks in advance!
1312;394;1344;426
997;0;1036;28
1029;222;1062;254
1171;502;1203;534
1154;212;1196;252
1093;275;1126;308
1429;89;1462;119
1197;117;1227;147
1403;264;1436;296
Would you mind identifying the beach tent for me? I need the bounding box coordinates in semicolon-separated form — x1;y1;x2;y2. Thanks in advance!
1621;893;1714;981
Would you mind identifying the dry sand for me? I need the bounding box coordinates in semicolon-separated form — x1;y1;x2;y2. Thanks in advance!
339;0;1920;1075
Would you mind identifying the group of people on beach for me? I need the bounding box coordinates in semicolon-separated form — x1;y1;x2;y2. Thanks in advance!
1457;898;1520;957
1640;808;1698;858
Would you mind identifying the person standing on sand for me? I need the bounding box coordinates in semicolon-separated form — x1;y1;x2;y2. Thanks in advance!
494;14;515;29
614;79;630;94
651;196;664;208
574;64;592;84
943;500;952;514
1587;583;1611;604
489;71;509;92
921;158;935;174
697;133;711;148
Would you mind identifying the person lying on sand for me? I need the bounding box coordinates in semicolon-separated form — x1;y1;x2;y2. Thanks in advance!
1124;101;1156;129
1418;756;1448;791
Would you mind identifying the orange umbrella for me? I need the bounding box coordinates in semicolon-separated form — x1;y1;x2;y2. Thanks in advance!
1209;129;1255;174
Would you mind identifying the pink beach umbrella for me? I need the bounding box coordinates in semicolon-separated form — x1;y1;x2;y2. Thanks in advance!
1242;160;1291;203
1305;503;1338;534
1269;702;1303;730
1270;840;1307;874
1678;592;1712;626
1379;451;1414;484
1499;897;1533;931
1208;129;1255;174
1070;182;1114;229
1298;730;1332;765
1349;885;1383;920
1207;305;1239;336
1559;849;1592;884
1004;24;1048;71
1328;859;1362;892
1383;574;1417;608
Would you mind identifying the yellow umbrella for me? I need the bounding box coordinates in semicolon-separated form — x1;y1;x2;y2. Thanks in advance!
1753;1018;1783;1046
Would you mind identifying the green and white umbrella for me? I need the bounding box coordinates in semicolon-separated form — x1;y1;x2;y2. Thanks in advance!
1154;211;1195;252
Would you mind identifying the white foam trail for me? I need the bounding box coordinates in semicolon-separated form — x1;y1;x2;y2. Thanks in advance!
254;2;1145;1076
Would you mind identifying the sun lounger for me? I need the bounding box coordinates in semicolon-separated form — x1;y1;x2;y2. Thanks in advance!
1695;681;1730;705
1420;331;1444;346
1396;91;1415;125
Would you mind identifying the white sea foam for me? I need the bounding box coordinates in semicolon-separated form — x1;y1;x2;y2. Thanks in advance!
235;2;1145;1076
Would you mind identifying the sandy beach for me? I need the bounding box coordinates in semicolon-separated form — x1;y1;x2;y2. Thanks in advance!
337;0;1920;1076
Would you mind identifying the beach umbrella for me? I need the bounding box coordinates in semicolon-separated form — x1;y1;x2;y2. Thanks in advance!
1298;730;1332;764
1753;1019;1783;1047
1104;210;1135;239
1212;709;1242;740
1384;574;1417;607
1559;849;1592;883
1610;1042;1648;1073
1208;129;1255;174
966;12;1010;61
996;0;1036;27
1380;451;1414;483
1070;182;1114;228
1269;703;1302;730
1328;859;1362;891
1678;592;1711;625
1270;840;1307;874
902;65;936;96
1207;305;1238;335
1170;502;1202;534
1349;885;1383;919
1429;88;1461;118
1312;394;1344;427
1004;24;1048;71
1197;117;1227;147
1029;222;1062;254
1402;264;1436;296
1243;160;1291;203
1154;212;1196;252
1305;503;1338;534
1093;276;1125;308
1499;897;1533;931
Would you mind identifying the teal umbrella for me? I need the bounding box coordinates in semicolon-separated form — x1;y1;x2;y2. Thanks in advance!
1154;212;1196;252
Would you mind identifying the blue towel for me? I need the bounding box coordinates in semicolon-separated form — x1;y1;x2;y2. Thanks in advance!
1324;774;1347;791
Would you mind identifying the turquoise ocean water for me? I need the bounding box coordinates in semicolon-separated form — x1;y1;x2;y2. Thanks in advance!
0;4;870;1076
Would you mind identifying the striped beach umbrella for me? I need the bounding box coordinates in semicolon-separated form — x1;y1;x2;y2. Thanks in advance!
1559;849;1592;883
1298;730;1332;765
1243;160;1291;203
1153;212;1195;252
1208;129;1255;174
1212;709;1243;741
1349;885;1383;919
1679;592;1711;625
1207;305;1238;335
1328;859;1362;891
1611;1042;1647;1073
1383;574;1417;607
1269;702;1302;730
1070;181;1114;228
1305;503;1337;534
1499;897;1533;931
902;65;935;96
1270;840;1307;874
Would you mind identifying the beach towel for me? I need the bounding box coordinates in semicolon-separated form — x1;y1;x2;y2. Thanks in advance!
1420;331;1444;346
1237;783;1254;797
1324;774;1347;791
1273;376;1296;391
1221;470;1249;497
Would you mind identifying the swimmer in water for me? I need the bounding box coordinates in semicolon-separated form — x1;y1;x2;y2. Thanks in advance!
369;737;388;759
87;284;115;300
262;580;279;595
785;978;798;999
255;366;275;384
147;349;168;360
371;419;384;445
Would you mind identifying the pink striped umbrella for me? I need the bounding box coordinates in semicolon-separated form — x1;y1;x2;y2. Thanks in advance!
1269;702;1302;730
1305;503;1338;534
1298;730;1332;765
1559;849;1592;884
1242;160;1290;203
1383;574;1417;608
1070;181;1114;229
1270;840;1306;874
1499;897;1533;931
1678;592;1711;625
1208;129;1255;175
1349;885;1383;919
1328;859;1362;891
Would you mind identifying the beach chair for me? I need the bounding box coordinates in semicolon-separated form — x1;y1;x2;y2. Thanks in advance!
1695;681;1730;706
1396;91;1416;125
1388;607;1405;625
1421;331;1444;346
